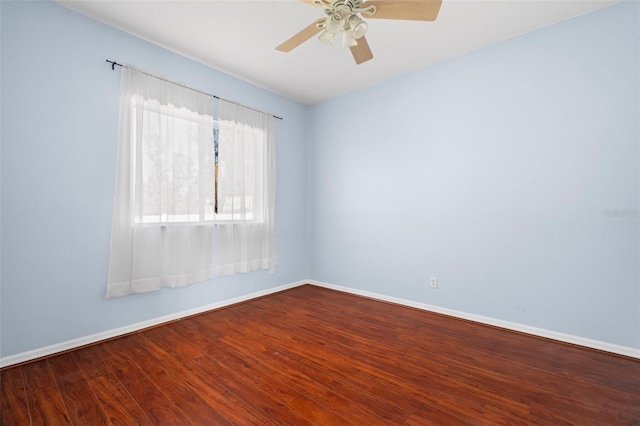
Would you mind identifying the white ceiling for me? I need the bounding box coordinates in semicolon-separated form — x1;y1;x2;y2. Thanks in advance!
59;0;618;105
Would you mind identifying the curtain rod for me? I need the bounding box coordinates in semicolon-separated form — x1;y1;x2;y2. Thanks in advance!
106;60;283;121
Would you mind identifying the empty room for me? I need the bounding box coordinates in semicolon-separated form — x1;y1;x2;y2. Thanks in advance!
1;0;638;424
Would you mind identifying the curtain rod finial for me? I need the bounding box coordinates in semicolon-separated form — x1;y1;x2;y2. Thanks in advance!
106;59;119;71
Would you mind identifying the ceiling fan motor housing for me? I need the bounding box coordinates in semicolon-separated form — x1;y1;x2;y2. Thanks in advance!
333;0;364;10
323;0;371;36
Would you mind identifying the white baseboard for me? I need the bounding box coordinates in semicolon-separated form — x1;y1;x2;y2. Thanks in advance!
0;280;307;368
308;280;640;359
3;278;637;368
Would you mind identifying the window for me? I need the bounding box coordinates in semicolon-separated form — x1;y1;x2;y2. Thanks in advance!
215;122;266;222
133;98;216;224
133;108;266;224
107;66;276;298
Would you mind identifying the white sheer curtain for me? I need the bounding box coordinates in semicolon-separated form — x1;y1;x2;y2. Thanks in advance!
215;99;277;275
107;66;216;298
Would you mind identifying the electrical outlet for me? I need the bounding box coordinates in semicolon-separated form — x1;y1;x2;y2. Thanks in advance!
430;277;438;288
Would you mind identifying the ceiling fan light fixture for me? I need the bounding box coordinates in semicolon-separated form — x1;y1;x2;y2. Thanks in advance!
318;29;336;45
342;30;358;47
325;12;343;34
348;14;368;39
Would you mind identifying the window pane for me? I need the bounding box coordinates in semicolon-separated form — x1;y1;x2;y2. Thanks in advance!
134;99;215;224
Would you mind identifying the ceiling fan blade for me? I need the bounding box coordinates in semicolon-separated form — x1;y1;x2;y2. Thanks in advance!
365;0;442;21
350;36;373;65
276;18;325;52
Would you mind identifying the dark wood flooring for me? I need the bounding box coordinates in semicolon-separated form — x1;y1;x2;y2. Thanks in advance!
1;284;639;425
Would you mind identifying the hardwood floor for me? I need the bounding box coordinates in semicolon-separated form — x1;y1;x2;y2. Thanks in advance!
1;284;639;425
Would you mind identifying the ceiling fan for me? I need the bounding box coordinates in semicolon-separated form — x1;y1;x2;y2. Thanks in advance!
276;0;442;64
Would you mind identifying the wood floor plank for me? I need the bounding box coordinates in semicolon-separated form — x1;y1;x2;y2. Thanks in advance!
89;373;155;426
3;285;638;424
22;360;73;425
73;345;112;379
0;366;32;426
112;334;234;425
154;321;304;425
136;331;275;426
72;345;154;425
191;355;314;425
95;341;193;425
287;394;359;425
172;316;302;401
403;411;479;426
47;353;112;425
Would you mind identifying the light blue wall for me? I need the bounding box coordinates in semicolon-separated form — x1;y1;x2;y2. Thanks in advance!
0;0;308;358
308;2;640;348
